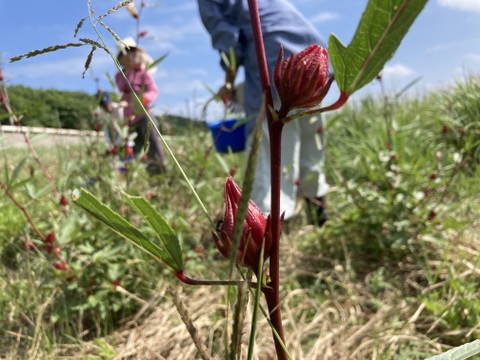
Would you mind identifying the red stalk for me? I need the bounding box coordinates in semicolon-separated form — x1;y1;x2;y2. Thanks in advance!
247;1;287;358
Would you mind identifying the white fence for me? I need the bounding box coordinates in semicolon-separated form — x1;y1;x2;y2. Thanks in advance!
0;125;103;148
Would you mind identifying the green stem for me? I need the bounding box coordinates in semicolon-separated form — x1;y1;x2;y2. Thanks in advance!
175;270;259;288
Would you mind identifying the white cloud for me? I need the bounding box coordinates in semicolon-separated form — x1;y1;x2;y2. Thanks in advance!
437;0;480;13
425;43;450;53
464;53;480;63
381;64;415;79
454;54;480;78
310;12;340;24
142;18;207;55
9;56;91;81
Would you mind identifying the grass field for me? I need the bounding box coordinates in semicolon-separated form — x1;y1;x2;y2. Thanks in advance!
1;76;479;359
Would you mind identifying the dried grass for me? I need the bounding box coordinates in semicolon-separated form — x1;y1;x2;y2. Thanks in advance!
69;221;480;360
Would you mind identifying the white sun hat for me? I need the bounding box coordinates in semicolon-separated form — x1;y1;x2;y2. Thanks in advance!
116;36;157;74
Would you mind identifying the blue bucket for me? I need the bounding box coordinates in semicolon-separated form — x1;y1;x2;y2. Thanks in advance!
207;118;246;153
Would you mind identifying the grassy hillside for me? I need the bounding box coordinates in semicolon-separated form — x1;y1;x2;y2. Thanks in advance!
0;76;479;359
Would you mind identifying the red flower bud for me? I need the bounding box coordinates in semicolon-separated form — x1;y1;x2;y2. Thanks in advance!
59;195;68;206
54;262;68;270
125;145;134;156
45;232;55;243
212;177;273;272
274;44;333;116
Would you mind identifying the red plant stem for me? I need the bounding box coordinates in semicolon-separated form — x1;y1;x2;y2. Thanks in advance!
288;91;349;121
1;177;70;270
0;179;47;242
0;97;59;198
247;1;287;359
263;121;286;360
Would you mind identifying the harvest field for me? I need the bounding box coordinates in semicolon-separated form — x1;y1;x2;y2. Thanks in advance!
1;76;479;359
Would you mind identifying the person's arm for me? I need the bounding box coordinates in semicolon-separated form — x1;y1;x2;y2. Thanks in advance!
198;0;243;101
217;66;237;103
140;70;158;107
115;72;129;94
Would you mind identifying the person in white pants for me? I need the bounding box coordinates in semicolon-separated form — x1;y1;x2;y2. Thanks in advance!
198;0;329;225
251;110;328;222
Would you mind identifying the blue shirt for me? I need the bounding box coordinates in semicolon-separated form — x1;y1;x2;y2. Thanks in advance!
198;0;327;129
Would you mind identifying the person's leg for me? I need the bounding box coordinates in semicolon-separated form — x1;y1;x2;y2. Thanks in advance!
131;118;147;156
146;117;167;175
250;116;301;220
298;115;329;226
131;117;166;175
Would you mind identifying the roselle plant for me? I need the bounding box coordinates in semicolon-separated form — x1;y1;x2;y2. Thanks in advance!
8;0;480;358
66;0;433;358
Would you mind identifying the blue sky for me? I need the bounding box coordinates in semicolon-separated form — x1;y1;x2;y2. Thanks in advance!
1;0;480;120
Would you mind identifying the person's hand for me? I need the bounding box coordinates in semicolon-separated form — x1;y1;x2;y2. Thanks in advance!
216;83;234;104
142;96;150;107
119;100;128;107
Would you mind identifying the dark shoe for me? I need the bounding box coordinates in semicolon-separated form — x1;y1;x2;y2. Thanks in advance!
146;161;166;176
305;196;328;227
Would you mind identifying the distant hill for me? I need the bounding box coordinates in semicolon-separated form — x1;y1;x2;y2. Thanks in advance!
158;114;206;136
1;85;97;129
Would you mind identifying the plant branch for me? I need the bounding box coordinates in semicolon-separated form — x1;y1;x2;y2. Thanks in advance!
175;270;262;288
0;94;59;198
247;1;287;358
0;179;46;242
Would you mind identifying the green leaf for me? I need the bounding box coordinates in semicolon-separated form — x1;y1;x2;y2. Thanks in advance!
72;188;177;270
329;0;427;95
148;53;168;71
425;340;480;360
122;192;184;271
2;155;28;188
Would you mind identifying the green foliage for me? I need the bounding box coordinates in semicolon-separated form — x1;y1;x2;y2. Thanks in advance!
1;85;97;129
437;76;480;169
73;189;184;271
323;79;475;261
329;0;428;95
0;123;237;357
1;77;479;358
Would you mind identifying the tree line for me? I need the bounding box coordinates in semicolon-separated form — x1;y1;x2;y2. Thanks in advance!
0;85;205;136
0;85;97;130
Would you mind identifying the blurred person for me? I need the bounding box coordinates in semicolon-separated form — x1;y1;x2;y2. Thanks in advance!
115;37;167;175
96;91;127;152
198;0;328;225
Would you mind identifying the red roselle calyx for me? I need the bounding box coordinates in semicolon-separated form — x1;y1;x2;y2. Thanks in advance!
212;176;275;273
274;44;333;118
45;232;55;243
59;195;68;206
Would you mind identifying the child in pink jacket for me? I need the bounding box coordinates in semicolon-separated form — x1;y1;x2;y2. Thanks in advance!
115;37;166;175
